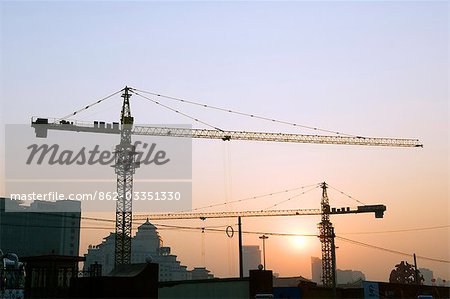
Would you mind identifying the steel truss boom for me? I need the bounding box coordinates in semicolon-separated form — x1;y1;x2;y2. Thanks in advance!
133;205;386;220
31;118;423;148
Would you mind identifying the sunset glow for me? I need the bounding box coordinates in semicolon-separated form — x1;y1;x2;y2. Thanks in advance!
291;236;309;250
0;0;448;288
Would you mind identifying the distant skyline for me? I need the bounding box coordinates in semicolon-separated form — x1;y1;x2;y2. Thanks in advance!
0;1;448;282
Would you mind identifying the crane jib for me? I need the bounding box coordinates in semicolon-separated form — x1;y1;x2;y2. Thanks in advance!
132;205;386;220
31;118;423;148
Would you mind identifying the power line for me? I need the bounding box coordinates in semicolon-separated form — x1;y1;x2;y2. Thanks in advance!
152;223;318;237
0;222;229;231
27;211;115;223
6;210;449;236
132;88;356;137
131;224;450;264
144;224;450;264
0;222;112;230
0;210;115;223
336;236;450;264
2;220;448;264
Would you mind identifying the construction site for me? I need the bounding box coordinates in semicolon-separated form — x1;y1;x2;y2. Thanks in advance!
1;85;446;298
1;2;449;299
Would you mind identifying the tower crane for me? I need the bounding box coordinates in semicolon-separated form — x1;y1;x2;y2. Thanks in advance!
31;86;422;267
133;182;383;286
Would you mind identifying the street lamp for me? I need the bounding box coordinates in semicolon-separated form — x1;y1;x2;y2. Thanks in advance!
259;235;269;270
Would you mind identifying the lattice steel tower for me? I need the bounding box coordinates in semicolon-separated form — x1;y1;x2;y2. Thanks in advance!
318;182;336;288
114;87;139;265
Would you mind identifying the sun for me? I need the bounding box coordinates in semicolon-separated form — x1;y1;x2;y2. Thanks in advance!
291;236;308;249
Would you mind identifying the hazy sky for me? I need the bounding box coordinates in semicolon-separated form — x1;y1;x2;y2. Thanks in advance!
0;1;448;282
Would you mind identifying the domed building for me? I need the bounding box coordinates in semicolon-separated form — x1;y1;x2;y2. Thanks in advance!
84;219;212;281
131;219;162;262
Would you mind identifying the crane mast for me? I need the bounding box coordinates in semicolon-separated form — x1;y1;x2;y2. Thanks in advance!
114;87;139;265
318;182;337;288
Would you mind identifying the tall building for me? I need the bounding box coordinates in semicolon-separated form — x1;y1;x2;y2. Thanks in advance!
311;257;322;284
84;219;213;281
243;245;261;277
0;198;81;257
336;269;366;285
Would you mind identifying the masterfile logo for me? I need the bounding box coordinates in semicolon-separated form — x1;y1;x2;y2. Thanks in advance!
5;124;192;213
25;141;170;166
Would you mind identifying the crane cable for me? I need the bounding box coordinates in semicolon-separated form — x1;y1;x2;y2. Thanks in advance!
327;184;367;206
52;86;352;137
222;142;235;275
339;225;450;235
131;88;356;137
182;183;320;212
263;184;320;210
131;90;223;131
57;88;124;122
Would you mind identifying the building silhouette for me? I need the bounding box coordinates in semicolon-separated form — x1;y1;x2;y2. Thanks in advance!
0;198;81;257
83;219;214;281
243;245;261;277
311;256;322;284
336;269;366;285
310;256;365;285
419;268;434;285
191;267;214;280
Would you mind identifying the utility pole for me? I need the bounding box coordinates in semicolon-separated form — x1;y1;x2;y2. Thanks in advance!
259;235;269;270
238;216;243;278
331;226;337;298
